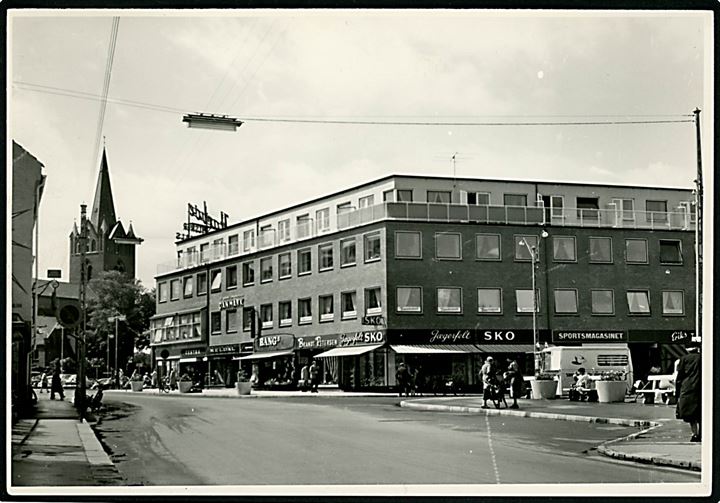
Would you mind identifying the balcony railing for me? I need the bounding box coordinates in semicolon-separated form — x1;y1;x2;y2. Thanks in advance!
156;202;695;275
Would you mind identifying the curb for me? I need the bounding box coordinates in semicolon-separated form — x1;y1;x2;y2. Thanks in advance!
78;420;126;485
104;390;402;399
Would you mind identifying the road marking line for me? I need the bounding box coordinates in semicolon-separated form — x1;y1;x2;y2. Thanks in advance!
485;415;501;484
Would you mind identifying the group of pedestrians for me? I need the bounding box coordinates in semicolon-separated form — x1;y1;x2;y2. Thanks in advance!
395;362;424;397
299;360;320;392
38;366;65;400
480;356;522;409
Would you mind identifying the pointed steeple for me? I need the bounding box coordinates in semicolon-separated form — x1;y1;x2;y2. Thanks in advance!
90;148;117;230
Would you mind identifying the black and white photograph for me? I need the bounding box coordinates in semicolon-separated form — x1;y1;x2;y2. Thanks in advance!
7;8;713;498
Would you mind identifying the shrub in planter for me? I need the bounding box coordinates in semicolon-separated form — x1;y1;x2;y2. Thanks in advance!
178;374;193;393
531;371;557;399
236;370;252;395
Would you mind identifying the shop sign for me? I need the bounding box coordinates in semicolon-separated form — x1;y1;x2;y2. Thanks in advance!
429;329;472;344
388;329;537;345
362;315;386;327
219;296;244;310
628;329;695;344
240;342;254;353
255;333;295;352
297;335;339;350
553;331;627;343
338;331;386;346
208;344;240;356
181;347;206;357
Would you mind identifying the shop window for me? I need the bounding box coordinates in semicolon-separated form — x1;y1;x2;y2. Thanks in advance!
646;200;668;223
516;289;539;313
359;195;375;208
315;208;330;234
514;235;538;261
278;219;291;242
591;289;614;315
299;298;312;324
226;265;238;289
427;190;451;203
437;287;462;313
278;253;292;279
397;189;413;202
627;290;651;314
395;231;421;259
365;288;382;315
279;301;292;327
625;239;648;264
210;269;222;291
340;238;356;267
476;234;500;261
211;311;221;334
158;282;168;303
298;248;312;275
260;304;273;329
553;236;576;262
554;289;578;314
226;309;238;333
435;232;461;260
228;234;239;256
659;240;682;264
396;287;422;313
242;307;253;332
319;295;334;322
319;243;334;271
170;279;181;301
196;273;207;296
183;276;193;298
589;237;612;263
260;257;273;283
662;291;684;315
242;262;255;286
576;197;600;220
504;194;527;207
364;233;381;262
342;291;357;319
243;229;255;252
297;214;311;239
477;288;502;314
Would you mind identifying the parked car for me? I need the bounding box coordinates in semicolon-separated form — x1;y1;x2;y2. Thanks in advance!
59;374;95;389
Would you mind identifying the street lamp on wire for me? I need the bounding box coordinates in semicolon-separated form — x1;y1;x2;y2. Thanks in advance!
519;231;548;373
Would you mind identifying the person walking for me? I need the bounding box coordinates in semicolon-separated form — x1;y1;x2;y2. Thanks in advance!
300;362;310;392
168;368;178;390
675;344;702;442
480;356;497;408
309;360;320;393
151;369;158;388
39;369;48;394
50;366;64;401
395;362;410;397
506;358;522;409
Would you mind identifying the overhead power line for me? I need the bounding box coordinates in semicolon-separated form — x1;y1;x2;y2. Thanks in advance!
92;17;120;168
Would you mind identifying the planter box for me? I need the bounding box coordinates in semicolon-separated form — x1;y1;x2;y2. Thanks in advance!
178;381;193;393
596;380;626;403
130;381;144;392
531;379;557;399
236;381;252;396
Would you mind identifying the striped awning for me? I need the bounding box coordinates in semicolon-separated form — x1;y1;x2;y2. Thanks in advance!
390;344;482;354
235;350;294;361
315;344;383;358
474;344;535;353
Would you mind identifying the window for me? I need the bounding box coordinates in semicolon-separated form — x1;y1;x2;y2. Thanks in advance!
279;301;292;327
627;290;651;314
226;265;238;289
337;202;353;214
298;298;312;324
625;239;648;264
211;311;221;334
365;287;382;315
315;208;330;233
169;279;180;300
260;257;273;283
278;219;291;242
297;214;311;239
477;288;502;314
200;243;210;262
260;304;273;328
435;232;461;260
196;273;207;295
319;243;334;271
396;287;422;313
467;192;490;205
659;240;682;264
437;287;462;313
516;289;539;313
212;238;225;259
226;309;238;333
243;230;255;252
319;295;334;321
646;200;668;223
576;197;600;220
383;189;394;202
364;233;381;262
662;291;684;315
427;190;451;203
554;289;578;314
242;307;253;332
589;237;613;263
183;276;193;297
503;194;527;207
340;238;356;266
242;262;255;286
550;195;564;218
397;189;413;202
476;234;500;261
158;282;168;303
395;231;422;259
185;246;197;266
553;236;576;262
612;198;635;222
298;248;311;275
259;225;274;248
278;253;292;278
342;291;357;319
228;234;239;256
210;269;222;291
591;289;614;315
359;195;375;208
515;235;538;261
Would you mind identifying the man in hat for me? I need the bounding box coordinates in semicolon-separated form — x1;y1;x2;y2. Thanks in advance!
675;344;702;442
395;362;410;397
480;356;497;408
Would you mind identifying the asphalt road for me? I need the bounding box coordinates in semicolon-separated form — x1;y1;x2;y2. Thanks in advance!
93;394;699;486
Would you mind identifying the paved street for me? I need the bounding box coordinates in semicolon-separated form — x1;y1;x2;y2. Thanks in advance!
93;394;699;485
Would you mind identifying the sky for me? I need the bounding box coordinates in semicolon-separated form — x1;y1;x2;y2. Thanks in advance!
9;10;712;289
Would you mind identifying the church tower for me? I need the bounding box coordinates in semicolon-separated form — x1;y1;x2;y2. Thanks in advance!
69;148;143;282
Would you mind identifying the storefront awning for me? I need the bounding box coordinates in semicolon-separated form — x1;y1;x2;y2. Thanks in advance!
235;350;294;361
390;344;482;354
179;357;206;363
314;344;384;358
474;344;535;353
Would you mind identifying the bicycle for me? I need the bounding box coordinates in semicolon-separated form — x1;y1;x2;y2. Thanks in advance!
158;377;171;393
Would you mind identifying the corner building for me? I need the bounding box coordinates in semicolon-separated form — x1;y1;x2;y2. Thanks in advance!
152;175;696;391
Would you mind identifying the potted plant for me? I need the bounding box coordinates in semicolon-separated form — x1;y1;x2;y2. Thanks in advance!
595;370;627;403
236;370;252;396
530;371;557;399
130;373;144;392
178;373;193;393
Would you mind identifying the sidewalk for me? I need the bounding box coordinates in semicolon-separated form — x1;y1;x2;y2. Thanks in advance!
10;391;124;488
400;395;702;472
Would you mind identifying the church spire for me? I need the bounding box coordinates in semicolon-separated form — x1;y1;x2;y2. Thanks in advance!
90;148;117;230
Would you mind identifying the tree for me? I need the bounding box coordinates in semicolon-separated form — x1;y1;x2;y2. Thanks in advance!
86;271;156;367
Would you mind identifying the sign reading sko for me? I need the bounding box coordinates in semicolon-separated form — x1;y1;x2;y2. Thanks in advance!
553;330;627;343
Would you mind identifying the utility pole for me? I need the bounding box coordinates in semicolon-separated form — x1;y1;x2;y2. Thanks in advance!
693;108;703;342
76;204;88;416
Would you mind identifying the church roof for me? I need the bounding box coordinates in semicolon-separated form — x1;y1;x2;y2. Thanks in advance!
108;221;127;240
90;148;117;230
